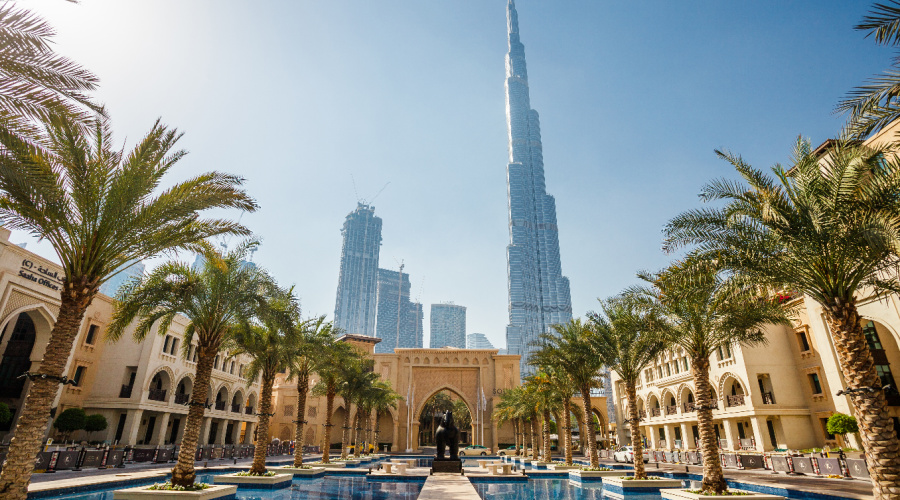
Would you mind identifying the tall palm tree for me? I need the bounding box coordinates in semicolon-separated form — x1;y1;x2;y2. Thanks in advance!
632;259;789;494
346;363;378;457
227;286;299;475
311;337;357;464
493;392;518;453
371;381;401;453
108;241;271;487
524;371;564;463
288;316;332;467
337;356;377;459
589;295;666;480
838;2;900;138
0;116;255;498
664;139;900;497
0;2;100;141
529;319;604;468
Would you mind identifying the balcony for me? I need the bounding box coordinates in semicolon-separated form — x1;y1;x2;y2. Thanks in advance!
215;401;226;411
148;389;167;402
175;393;190;405
245;406;254;415
665;405;678;415
638;409;646;419
726;394;745;407
119;385;133;398
650;407;661;417
682;402;695;413
231;403;241;413
762;392;776;404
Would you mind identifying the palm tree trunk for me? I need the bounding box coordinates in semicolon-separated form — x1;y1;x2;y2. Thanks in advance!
372;410;379;453
0;291;92;500
580;384;599;469
542;410;551;462
530;417;539;461
292;371;309;467
321;388;335;464
249;374;274;475
170;341;217;486
626;381;647;480
692;355;726;493
513;419;519;456
563;400;573;465
825;300;900;499
340;401;352;459
350;406;359;456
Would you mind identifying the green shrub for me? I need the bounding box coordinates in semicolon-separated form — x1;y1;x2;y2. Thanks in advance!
0;402;12;424
53;408;86;439
85;414;108;434
826;413;858;437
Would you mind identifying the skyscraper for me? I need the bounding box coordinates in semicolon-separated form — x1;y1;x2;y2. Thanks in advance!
430;303;466;348
374;268;423;353
466;333;495;350
99;260;145;298
504;0;573;372
334;203;382;336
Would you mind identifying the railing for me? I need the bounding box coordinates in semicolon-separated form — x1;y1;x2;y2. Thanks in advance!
119;385;133;398
650;407;661;417
148;389;167;402
246;406;254;415
215;401;226;411
665;405;678;415
638;409;646;418
682;402;695;413
762;392;776;404
175;393;190;405
231;403;241;413
726;394;745;407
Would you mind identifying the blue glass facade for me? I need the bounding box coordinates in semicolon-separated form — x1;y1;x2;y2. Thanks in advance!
504;0;573;372
375;268;424;352
334;203;382;336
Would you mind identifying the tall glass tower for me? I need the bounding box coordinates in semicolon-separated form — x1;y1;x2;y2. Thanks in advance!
504;0;572;372
334;203;382;336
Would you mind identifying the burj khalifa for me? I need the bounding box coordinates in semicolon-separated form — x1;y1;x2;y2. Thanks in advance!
504;0;573;372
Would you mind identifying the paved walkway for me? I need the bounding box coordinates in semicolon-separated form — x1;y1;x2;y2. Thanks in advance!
419;474;481;500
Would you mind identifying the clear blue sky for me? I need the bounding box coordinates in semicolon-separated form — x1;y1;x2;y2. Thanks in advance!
18;1;892;349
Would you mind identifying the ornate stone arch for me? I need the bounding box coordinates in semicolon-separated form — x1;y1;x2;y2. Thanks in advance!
660;387;677;407
674;383;693;407
413;383;475;421
147;365;175;390
645;391;660;408
717;372;748;399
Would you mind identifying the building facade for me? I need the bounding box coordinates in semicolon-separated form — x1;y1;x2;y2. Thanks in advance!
503;0;572;372
374;268;422;353
467;333;495;350
430;303;466;349
0;228;259;447
333;203;382;336
611;124;900;453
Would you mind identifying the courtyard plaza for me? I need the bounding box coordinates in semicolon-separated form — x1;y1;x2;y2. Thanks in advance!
24;450;874;499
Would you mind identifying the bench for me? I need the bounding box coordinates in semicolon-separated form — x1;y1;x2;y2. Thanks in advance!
382;463;394;473
394;463;408;474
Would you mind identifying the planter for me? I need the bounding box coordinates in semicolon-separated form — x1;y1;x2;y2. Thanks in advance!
338;459;361;465
213;473;292;489
113;485;237;500
569;469;621;480
548;464;581;470
277;466;325;475
529;461;551;469
660;488;784;500
305;462;346;468
602;476;684;490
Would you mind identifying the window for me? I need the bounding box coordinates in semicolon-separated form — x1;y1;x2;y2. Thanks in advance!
72;366;86;387
163;335;171;353
665;364;671;377
84;325;98;345
796;329;811;352
876;364;897;390
283;404;294;417
682;358;688;371
230;361;235;375
821;418;835;440
214;355;220;370
863;321;883;351
808;373;823;394
170;338;179;355
657;367;663;378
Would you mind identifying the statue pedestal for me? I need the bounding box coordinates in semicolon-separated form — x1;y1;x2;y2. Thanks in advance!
431;458;463;474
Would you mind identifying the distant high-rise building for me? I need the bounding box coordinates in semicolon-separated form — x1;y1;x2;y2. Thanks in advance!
100;260;145;298
503;0;572;373
375;268;424;353
334;204;382;336
430;303;466;348
466;333;495;350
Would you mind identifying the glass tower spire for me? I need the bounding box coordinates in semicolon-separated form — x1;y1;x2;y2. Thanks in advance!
504;0;573;372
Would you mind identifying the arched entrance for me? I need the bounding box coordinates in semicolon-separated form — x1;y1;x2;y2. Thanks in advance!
416;389;474;446
0;313;36;399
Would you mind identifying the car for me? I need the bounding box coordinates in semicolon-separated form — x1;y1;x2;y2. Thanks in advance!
459;445;491;456
498;446;532;456
613;446;650;463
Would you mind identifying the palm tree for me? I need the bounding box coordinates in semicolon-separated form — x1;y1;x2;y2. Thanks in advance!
0;115;255;498
664;139;900;497
0;3;100;141
311;337;357;464
371;382;401;453
588;295;666;480
632;259;788;494
336;356;377;459
493;390;520;455
288;316;332;467
838;2;900;138
528;319;604;468
524;371;564;463
108;241;271;487
227;286;299;475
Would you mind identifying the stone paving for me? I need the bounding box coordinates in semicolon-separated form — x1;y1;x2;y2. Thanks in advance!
23;452;877;499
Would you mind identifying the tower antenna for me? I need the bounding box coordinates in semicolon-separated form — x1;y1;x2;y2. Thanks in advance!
369;182;390;204
350;174;361;204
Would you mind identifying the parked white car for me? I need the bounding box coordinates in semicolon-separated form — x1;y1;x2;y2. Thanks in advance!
612;446;649;463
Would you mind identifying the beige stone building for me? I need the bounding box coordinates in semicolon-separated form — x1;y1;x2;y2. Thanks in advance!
611;124;900;453
0;227;259;447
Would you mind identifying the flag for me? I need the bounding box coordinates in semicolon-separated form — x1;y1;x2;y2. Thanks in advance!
481;387;487;410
